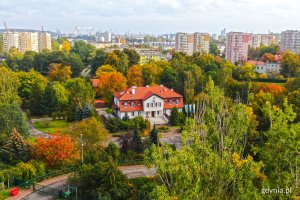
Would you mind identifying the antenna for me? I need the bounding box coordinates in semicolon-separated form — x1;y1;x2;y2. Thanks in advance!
4;22;9;33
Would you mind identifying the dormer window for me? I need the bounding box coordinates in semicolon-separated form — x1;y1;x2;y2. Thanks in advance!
176;99;179;105
124;101;128;108
131;102;135;107
169;99;173;104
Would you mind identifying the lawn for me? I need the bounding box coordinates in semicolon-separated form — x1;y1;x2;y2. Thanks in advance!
34;120;70;134
0;189;10;200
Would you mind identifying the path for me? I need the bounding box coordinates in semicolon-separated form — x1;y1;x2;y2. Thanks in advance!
119;165;156;179
29;118;51;139
6;174;69;200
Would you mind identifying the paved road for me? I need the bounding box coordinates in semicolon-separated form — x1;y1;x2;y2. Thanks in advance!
29;118;51;139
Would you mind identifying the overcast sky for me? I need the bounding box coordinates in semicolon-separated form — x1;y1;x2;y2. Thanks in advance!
1;0;300;34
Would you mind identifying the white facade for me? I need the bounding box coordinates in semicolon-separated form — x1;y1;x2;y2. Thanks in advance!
38;32;52;51
193;32;210;53
281;30;300;53
255;62;280;74
3;32;19;52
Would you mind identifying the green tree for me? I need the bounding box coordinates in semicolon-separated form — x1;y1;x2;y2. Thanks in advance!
71;40;96;63
6;47;23;71
0;67;20;106
170;107;180;126
105;50;129;74
64;78;95;121
149;124;158;145
20;51;37;71
288;89;300;122
0;128;30;164
66;117;109;152
184;71;195;104
89;49;107;76
0;103;29;144
105;142;121;161
209;43;219;56
123;48;140;66
69;161;129;200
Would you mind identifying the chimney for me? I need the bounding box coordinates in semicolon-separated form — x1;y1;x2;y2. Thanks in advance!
132;88;135;94
146;85;149;88
171;89;174;91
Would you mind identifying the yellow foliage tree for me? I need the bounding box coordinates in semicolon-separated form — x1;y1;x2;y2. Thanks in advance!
48;63;72;82
61;40;71;52
127;65;144;87
95;64;116;78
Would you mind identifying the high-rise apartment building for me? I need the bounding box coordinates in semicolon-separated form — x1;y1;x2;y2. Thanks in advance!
38;32;52;51
281;30;300;53
225;32;252;63
193;32;210;53
175;32;210;55
3;31;51;53
252;34;278;48
3;32;19;52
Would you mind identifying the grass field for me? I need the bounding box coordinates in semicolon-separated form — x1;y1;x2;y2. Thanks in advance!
256;82;286;86
34;120;70;134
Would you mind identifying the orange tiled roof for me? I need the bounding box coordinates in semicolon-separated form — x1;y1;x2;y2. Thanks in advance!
248;60;265;65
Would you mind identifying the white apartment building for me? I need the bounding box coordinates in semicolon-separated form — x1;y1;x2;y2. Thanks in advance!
18;32;39;53
252;34;279;49
38;32;52;51
175;32;194;55
281;30;300;53
3;32;19;52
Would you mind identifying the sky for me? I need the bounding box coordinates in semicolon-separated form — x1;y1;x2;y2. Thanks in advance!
1;0;300;34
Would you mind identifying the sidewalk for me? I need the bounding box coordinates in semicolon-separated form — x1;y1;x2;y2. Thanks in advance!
6;174;70;200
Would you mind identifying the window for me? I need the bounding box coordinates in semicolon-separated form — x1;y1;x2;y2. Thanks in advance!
155;103;157;107
124;101;128;108
158;102;161;107
131;102;135;107
132;112;135;116
176;99;180;104
169;100;173;104
151;103;153;107
147;103;149;108
138;111;141;116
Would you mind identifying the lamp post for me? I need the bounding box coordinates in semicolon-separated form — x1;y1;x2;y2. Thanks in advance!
80;134;84;165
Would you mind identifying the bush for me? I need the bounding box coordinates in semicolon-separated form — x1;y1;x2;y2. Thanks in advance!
158;126;170;132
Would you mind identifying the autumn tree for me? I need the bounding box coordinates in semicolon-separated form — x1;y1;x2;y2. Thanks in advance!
261;53;276;62
287;89;300;122
96;72;127;103
127;65;144;86
6;47;23;71
34;135;79;167
280;50;300;78
142;62;163;85
66;117;109;152
183;71;195;104
238;63;257;80
95;64;116;78
61;40;71;52
89;49;107;75
104;50;129;74
48;63;72;82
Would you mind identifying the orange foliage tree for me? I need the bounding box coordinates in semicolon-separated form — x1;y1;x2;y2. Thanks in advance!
261;53;276;62
96;72;127;103
34;135;79;167
252;83;286;97
127;65;144;87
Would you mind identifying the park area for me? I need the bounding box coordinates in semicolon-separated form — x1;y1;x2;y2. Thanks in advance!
33;120;70;134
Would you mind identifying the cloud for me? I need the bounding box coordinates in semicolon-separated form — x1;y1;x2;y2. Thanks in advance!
1;0;300;33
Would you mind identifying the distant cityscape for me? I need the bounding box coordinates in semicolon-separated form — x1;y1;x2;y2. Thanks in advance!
2;24;300;75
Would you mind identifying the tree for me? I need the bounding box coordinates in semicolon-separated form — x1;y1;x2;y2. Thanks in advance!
48;63;72;82
142;62;163;85
123;48;140;66
239;63;257;80
68;161;129;200
17;69;48;100
20;51;37;71
61;40;71;52
0;67;20;106
170;107;180;126
95;64;116;78
0;103;29;144
280;50;300;78
105;142;121;161
71;40;96;63
34;135;79;167
64;78;95;121
6;47;23;71
105;50;129;74
127;65;144;86
149;124;158;145
64;52;84;77
0;128;30;164
96;72;127;103
261;53;276;62
184;71;195;104
209;43;219;56
43;81;69;115
287;89;300;122
89;49;107;76
66;117;109;152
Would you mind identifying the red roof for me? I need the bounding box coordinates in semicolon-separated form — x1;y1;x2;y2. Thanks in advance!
114;85;184;112
248;60;265;65
114;85;182;101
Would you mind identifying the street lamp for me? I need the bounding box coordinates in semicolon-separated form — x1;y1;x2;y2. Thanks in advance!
80;134;84;165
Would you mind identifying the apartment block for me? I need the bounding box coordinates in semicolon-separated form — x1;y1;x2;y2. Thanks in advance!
3;32;19;52
175;32;210;55
193;32;210;53
281;30;300;53
225;32;252;63
252;34;279;48
38;32;52;51
18;32;39;53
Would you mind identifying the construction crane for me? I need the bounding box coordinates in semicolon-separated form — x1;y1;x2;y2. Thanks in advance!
3;22;9;33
